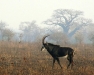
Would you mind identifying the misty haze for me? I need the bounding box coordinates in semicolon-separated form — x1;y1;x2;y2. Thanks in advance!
0;0;94;75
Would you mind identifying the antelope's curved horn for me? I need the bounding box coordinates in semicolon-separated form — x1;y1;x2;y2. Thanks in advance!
42;35;49;45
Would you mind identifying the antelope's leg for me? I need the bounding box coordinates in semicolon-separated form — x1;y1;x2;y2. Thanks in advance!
67;55;73;69
56;58;62;69
67;56;71;69
70;53;74;69
52;58;55;69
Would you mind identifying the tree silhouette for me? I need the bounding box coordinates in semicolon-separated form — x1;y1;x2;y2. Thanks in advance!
19;21;40;42
44;9;92;37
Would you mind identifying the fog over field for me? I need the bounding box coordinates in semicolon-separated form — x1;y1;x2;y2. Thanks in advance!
0;0;94;28
0;0;94;43
0;0;94;75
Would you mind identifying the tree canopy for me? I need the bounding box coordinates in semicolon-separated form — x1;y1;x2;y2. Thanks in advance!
44;9;93;37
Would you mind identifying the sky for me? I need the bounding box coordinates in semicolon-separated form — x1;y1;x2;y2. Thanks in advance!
0;0;94;30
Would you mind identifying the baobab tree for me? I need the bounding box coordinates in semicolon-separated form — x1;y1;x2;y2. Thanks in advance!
44;9;92;37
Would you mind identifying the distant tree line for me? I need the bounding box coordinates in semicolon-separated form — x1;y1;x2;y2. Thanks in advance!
0;9;94;45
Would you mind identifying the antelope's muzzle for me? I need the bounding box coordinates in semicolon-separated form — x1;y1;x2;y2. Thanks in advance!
41;45;45;51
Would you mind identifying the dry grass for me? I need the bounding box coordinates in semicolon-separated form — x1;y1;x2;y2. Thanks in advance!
0;41;94;75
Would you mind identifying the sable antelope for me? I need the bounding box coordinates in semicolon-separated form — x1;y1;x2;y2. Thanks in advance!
41;35;74;69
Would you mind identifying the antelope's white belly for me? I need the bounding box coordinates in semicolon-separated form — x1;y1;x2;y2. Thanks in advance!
63;55;68;58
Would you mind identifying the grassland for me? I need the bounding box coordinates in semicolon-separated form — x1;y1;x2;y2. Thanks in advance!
0;41;94;75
